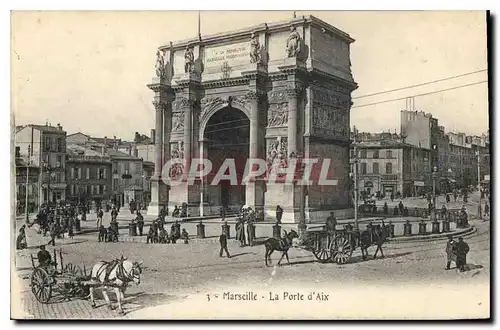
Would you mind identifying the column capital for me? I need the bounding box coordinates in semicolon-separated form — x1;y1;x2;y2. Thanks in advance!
245;90;266;101
172;97;196;111
286;86;304;97
152;100;168;112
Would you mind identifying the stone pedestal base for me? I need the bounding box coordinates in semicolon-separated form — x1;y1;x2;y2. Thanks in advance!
147;178;168;217
168;181;201;216
264;183;302;223
245;181;265;212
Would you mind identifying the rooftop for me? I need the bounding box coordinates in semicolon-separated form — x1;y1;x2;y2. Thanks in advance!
17;124;66;134
160;15;354;51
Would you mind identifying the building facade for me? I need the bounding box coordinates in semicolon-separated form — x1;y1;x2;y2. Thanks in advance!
15;150;40;214
400;110;440;178
66;132;144;208
148;15;357;223
352;134;431;199
66;144;112;207
15;124;67;204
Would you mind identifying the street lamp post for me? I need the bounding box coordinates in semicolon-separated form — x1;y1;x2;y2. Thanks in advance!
42;161;61;205
352;126;359;230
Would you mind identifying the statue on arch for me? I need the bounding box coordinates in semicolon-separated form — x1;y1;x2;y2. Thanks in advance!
184;46;195;73
155;50;165;78
249;32;261;64
286;26;301;58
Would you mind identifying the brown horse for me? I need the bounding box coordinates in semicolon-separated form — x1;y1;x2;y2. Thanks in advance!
264;229;299;267
359;223;389;260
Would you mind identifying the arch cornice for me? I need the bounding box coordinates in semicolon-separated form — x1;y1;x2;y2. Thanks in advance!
198;95;251;141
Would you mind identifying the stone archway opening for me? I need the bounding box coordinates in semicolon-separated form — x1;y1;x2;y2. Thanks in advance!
204;105;250;211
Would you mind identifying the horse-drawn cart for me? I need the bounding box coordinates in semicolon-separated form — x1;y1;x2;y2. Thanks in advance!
302;223;388;265
30;249;92;303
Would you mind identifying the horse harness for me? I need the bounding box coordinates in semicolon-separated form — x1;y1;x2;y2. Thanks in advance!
92;259;140;285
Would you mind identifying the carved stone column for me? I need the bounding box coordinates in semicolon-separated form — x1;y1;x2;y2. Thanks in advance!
248;91;259;160
286;87;299;156
182;99;193;170
147;79;171;216
199;139;205;216
153;101;165;178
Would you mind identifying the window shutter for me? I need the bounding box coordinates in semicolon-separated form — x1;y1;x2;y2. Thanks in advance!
103;168;107;179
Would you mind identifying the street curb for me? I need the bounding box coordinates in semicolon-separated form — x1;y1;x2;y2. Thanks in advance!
387;226;476;243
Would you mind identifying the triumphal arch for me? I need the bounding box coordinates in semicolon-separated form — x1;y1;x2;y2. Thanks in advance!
147;15;357;223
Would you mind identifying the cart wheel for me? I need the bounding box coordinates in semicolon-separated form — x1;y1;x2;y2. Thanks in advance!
332;235;353;265
312;247;332;263
31;268;52;303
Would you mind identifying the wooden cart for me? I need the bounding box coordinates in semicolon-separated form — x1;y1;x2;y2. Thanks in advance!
30;249;92;303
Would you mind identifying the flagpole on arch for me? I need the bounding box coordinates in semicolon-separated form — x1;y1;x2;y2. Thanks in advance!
198;10;202;41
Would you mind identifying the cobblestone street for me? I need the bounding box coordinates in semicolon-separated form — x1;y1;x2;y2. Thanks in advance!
13;210;490;319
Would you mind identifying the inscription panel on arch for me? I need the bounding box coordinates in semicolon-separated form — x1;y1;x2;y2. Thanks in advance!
203;41;250;70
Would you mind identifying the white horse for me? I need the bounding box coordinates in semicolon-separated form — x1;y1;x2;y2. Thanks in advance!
89;257;142;314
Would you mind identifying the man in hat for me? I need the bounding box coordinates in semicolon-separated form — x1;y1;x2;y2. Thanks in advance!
454;237;470;272
445;235;456;270
219;231;231;258
325;212;337;232
37;245;52;268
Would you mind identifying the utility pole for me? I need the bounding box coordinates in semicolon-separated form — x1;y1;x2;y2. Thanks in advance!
25;145;32;224
432;167;437;220
353;126;359;230
477;151;482;219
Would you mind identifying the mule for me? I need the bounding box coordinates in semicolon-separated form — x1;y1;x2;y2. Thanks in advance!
264;229;299;267
89;256;142;314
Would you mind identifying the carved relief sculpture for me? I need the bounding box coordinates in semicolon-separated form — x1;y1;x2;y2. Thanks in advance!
184;46;195;73
266;138;288;177
267;103;289;127
286;26;301;58
169;142;184;180
155;50;165;78
172;111;185;132
249;32;261;64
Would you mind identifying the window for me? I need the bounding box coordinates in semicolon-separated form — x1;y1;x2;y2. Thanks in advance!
124;162;130;172
103;168;107;179
43;137;49;151
386;150;392;159
86;168;90;180
57;138;63;152
70;185;75;195
373;162;379;174
96;185;100;195
386;162;393;174
372;150;379;159
56;154;62;166
77;168;82;180
70;167;75;179
360;150;367;158
350;150;355;158
113;179;118;190
15;147;20;158
360;163;367;174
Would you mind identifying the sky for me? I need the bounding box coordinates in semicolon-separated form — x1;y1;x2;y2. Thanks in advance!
11;11;488;140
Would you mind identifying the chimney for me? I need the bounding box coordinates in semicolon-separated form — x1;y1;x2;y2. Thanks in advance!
102;136;107;155
134;132;140;143
151;129;155;144
113;135;118;151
